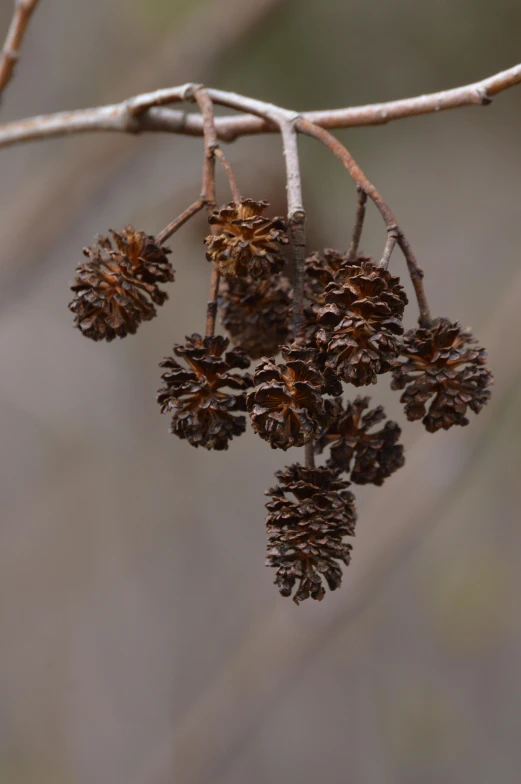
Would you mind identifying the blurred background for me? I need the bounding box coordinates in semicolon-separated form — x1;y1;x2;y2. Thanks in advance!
0;0;520;782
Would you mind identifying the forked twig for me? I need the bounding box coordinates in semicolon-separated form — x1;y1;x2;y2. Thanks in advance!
296;116;432;325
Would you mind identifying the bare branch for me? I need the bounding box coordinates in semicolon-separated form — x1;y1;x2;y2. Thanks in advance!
0;0;40;97
1;63;520;148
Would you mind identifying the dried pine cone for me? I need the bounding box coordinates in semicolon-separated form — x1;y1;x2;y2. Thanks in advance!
205;198;289;280
316;397;405;485
219;274;292;359
391;318;493;432
266;464;357;604
247;344;335;450
69;226;174;341
157;334;252;450
303;249;372;346
316;259;408;386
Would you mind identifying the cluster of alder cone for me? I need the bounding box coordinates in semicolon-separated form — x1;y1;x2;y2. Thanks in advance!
69;196;493;605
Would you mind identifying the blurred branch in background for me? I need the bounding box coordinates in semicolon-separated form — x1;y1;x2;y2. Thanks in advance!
1;62;521;147
167;261;521;784
0;0;40;98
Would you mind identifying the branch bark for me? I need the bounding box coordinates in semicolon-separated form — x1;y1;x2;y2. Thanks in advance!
1;63;520;148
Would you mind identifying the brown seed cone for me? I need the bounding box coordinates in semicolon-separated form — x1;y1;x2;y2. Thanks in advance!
391;318;493;432
157;333;252;450
247;344;336;450
265;464;357;604
205;198;289;280
219;274;292;359
303;249;373;346
69;226;174;341
315;396;405;485
316;259;408;386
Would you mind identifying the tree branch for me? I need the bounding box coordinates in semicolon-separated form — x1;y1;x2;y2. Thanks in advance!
0;63;520;148
0;0;40;97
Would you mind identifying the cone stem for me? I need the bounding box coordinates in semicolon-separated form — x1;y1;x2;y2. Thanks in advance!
305;441;315;468
214;147;241;202
155;198;205;245
346;187;367;261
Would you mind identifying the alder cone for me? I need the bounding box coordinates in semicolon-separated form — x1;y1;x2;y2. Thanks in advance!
157;334;252;450
219;274;292;359
205;198;288;280
266;464;357;604
69;226;174;341
303;249;372;346
316;396;404;485
247;344;335;450
391;318;493;432
316;259;408;386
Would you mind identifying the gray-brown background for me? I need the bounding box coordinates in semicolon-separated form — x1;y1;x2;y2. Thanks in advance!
1;1;520;782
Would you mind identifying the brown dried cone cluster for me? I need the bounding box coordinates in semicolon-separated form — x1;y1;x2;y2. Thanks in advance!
266;465;357;604
219;275;292;359
247;344;337;450
67;184;495;610
391;318;493;432
316;396;405;485
205;199;289;280
69;227;174;341
157;334;252;450
316;258;408;386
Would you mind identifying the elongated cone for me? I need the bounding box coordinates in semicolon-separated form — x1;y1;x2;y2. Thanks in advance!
266;464;357;604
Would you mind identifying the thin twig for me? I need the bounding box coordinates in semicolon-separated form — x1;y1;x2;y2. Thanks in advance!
296;117;432;325
379;228;398;269
0;0;40;97
397;232;432;326
193;87;220;338
346;187;367;261
1;63;520;147
155;198;205;245
279;121;306;344
214;147;241;202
